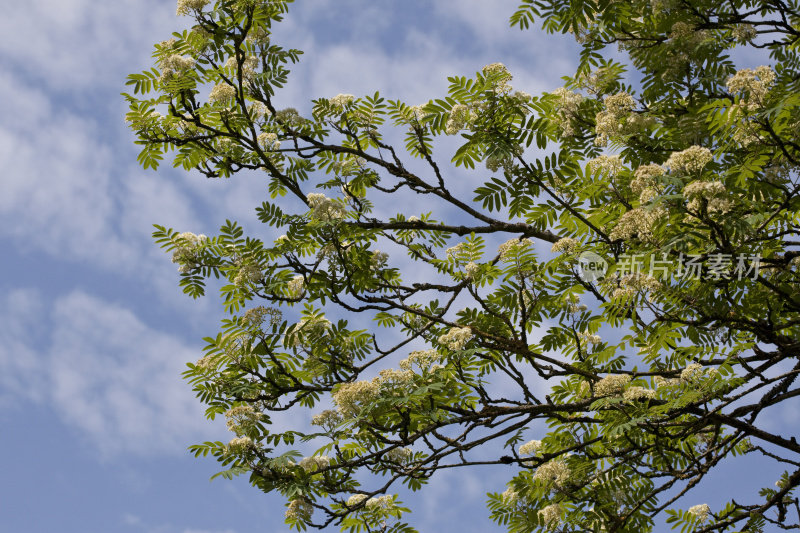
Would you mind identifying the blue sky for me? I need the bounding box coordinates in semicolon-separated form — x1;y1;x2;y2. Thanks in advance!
0;1;793;532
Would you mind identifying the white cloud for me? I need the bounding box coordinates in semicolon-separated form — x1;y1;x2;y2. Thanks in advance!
0;288;217;456
122;512;240;533
0;0;177;92
0;289;48;405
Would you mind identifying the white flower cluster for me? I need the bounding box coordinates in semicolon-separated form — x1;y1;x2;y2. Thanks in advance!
623;386;656;401
464;261;481;280
329;93;355;109
438;326;472;350
158;54;196;84
661;22;712;79
249;101;271;120
538;503;562;530
195;354;218;371
653;375;680;388
298;455;330;472
578;67;616;95
171;232;207;273
630;164;664;193
347;493;396;512
224;55;259;81
732;24;757;43
311;409;342;429
501;487;519;505
286;275;305;299
519;439;543;456
664;145;713;175
371;250;389;270
726;66;775;109
446;104;472;135
176;0;209;16
498;238;533;260
407;104;429;124
246;25;271;46
285;498;313;521
385;447;413;463
680;362;704;383
586;154;623;176
609;206;667;242
257;132;280;150
225;404;262;435
485;153;513;173
290;315;331;341
399;349;442;372
242;305;283;327
577;331;602;346
669;21;710;46
445;242;467;259
209;83;237;104
550;87;584;137
534;459;571;488
346;494;368;507
234;263;262;286
332;380;380;417
594;374;632;396
688;503;710;523
307;193;346;222
612;273;662;299
332;156;366;177
594;92;645;147
565;294;588;313
158;38;177;51
650;0;677;14
376;368;415;389
551;237;579;254
683;180;733;216
369;495;396;511
227;436;254;453
483;62;513;93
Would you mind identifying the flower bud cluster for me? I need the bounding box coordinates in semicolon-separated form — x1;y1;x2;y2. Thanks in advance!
257;132;280;150
594;92;651;146
176;0;209;16
285;498;313;521
594;374;632;396
438;326;472;350
329;93;355;109
550;87;584;137
298;455;330;472
242;306;283;327
307;193;346;222
664;145;713;175
683;181;733;216
519;439;543;456
534;459;571;488
726;66;775;109
171;232;207;273
498;238;534;260
446;104;471;135
225;404;262;435
209;83;238;105
586;154;623;176
551;237;579;254
538;503;562;530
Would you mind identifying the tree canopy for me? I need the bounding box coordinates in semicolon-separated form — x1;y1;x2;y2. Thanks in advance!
125;0;800;531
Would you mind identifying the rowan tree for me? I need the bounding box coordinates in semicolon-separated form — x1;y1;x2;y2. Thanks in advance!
125;0;800;531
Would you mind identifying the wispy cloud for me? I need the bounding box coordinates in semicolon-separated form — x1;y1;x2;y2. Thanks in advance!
0;288;219;456
123;512;242;533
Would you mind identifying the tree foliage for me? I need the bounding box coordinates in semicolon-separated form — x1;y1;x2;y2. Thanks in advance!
126;0;800;530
